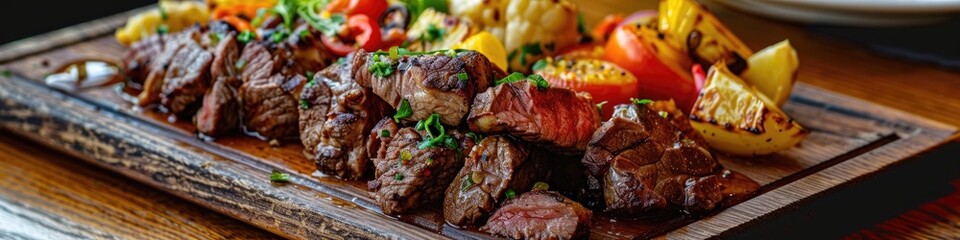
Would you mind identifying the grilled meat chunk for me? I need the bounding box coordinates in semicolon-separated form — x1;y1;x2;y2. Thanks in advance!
444;135;548;226
123;34;166;87
159;30;213;115
368;126;475;215
482;190;592;240
239;74;305;140
468;81;601;152
582;103;758;215
351;49;498;126
134;27;205;107
299;63;392;179
196;31;241;136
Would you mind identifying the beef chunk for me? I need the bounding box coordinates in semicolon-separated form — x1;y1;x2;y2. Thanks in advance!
443;135;548;226
135;27;204;107
239;74;304;140
196;32;241;136
160;30;213;115
482;190;592;240
468;81;601;152
367;126;475;215
351;49;497;126
299;63;392;179
582;103;758;215
238;42;279;83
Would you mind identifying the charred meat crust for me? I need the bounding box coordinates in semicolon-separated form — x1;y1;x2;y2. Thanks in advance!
351;49;496;126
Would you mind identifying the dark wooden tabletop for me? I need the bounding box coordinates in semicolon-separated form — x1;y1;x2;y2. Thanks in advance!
1;0;958;239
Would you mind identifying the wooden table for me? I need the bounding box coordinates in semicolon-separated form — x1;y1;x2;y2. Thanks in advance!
1;1;958;239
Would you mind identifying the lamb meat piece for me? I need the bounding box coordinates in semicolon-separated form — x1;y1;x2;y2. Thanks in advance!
159;29;213;115
582;103;758;215
443;135;548;226
481;190;592;240
239;74;305;140
299;63;393;179
196;31;242;136
351;49;497;126
468;81;601;152
367;127;476;215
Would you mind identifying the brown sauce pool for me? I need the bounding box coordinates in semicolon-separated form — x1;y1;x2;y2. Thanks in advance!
45;60;122;92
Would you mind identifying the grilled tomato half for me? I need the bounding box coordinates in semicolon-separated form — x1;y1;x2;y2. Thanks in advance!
690;61;808;156
604;24;697;112
533;57;638;118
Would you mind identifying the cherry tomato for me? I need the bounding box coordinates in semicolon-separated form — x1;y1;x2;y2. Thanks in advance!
592;15;622;43
321;15;383;56
221;15;253;33
326;0;388;20
603;24;697;112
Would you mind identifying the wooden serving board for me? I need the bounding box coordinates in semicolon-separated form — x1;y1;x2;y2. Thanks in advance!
0;7;955;239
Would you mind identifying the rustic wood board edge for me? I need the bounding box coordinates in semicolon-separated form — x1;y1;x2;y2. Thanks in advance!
665;85;957;238
0;76;446;240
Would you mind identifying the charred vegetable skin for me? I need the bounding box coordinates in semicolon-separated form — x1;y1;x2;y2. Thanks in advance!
533;57;639;117
690;62;808;156
657;0;753;73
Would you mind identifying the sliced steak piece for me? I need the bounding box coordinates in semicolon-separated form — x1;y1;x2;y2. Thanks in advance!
136;27;204;107
481;190;592;240
239;74;305;140
160;29;213;115
238;42;281;83
367;127;475;215
582;102;758;215
443;135;548;226
468;81;601;152
299;63;393;179
196;31;241;136
351;49;497;126
277;24;332;76
123;34;166;86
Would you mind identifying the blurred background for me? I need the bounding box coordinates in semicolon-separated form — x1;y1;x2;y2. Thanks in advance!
3;0;958;70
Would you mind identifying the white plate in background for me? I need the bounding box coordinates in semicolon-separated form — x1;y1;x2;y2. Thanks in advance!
712;0;960;27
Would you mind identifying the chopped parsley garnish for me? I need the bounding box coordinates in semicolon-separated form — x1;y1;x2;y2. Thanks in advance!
399;150;412;161
159;4;168;21
369;61;395;78
465;132;482;143
527;74;550;91
337;57;347;65
507;50;518;62
251;8;268;28
156;24;169;35
414;120;425;131
299;99;310;110
518;42;543;66
425;158;434;165
596;101;608;115
533;181;550;191
495;72;526;86
456;72;469;81
659;111;669;119
504;189;517;199
576;13;587;34
270;30;289;44
424;24;445;42
305;71;315;81
422;113;443;138
443;136;459;149
237;30;255;44
393;99;412;122
234;58;247;71
270;170;290;182
631;98;654;105
394;173;405;181
208;32;221;45
531;59;548;71
388;46;400;60
0;70;11;78
380;129;390;138
461;177;475;191
495;73;549;91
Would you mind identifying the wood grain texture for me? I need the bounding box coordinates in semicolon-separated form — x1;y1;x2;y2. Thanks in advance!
0;0;958;239
0;131;279;240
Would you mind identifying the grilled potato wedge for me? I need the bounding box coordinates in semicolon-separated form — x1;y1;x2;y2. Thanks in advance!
657;0;753;73
690;62;808;156
740;40;799;107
